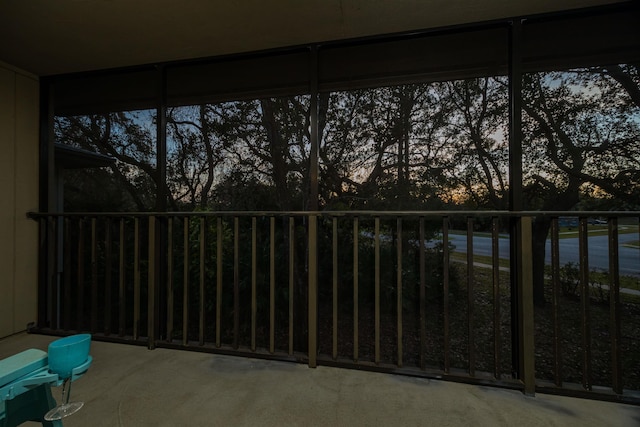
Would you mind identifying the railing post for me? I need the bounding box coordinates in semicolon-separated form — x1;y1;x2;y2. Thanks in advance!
308;214;318;368
517;216;535;395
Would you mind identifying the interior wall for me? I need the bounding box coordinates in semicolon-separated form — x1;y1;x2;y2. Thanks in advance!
0;61;39;338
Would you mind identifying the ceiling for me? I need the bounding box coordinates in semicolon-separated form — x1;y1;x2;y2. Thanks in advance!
0;0;625;77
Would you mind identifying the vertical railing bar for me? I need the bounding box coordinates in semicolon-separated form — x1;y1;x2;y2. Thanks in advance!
332;217;338;360
353;216;359;363
133;217;140;341
167;217;174;343
91;217;98;333
77;218;85;331
492;217;500;379
374;217;381;365
251;217;257;352
39;218;50;331
419;217;426;371
308;214;318;368
443;217;450;374
48;217;58;331
63;218;71;330
608;217;622;394
148;216;156;349
396;217;403;368
233;217;240;350
270;217;275;354
118;218;125;337
44;218;53;330
288;217;294;355
579;217;592;391
183;217;189;346
104;218;112;336
519;216;536;395
551;217;562;387
467;217;475;376
216;217;223;348
199;216;206;346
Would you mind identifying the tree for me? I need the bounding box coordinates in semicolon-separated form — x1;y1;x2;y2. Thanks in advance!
522;65;640;305
55;111;159;211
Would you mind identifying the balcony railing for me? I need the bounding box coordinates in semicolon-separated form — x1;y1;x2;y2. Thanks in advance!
28;211;640;404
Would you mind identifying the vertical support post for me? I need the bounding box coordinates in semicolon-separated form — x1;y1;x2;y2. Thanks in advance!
508;20;524;211
518;216;535;395
38;80;56;330
309;45;319;211
308;214;318;368
156;65;168;212
155;65;168;343
508;18;526;386
308;45;320;365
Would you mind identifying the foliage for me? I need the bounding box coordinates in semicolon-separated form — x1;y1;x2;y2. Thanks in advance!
559;262;580;298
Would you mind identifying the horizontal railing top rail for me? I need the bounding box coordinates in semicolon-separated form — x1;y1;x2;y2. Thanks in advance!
26;210;640;218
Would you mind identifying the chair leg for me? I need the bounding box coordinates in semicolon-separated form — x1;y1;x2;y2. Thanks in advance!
2;384;63;427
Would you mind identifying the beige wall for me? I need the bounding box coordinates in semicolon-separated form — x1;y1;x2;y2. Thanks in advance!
0;61;39;338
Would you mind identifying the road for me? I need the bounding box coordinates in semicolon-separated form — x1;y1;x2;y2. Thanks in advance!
448;232;640;278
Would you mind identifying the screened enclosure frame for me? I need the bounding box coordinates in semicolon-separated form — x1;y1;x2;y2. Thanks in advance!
36;1;640;403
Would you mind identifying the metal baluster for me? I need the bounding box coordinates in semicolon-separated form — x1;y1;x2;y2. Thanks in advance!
443;217;450;374
579;217;592;390
199;216;206;346
608;217;621;394
333;217;338;360
397;217;403;368
167;217;173;343
353;216;359;363
419;217;426;370
183;217;189;346
467;217;474;376
492;217;501;379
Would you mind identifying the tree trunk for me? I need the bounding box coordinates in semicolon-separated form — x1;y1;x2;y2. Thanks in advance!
531;217;552;307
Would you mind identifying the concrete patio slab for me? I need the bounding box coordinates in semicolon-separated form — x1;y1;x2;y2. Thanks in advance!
2;332;638;427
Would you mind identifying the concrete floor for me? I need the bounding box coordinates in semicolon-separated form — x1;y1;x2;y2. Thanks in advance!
2;332;639;427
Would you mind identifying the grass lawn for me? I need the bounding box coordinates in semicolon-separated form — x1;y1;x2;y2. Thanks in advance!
449;251;640;292
449;225;639;239
623;240;640;249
